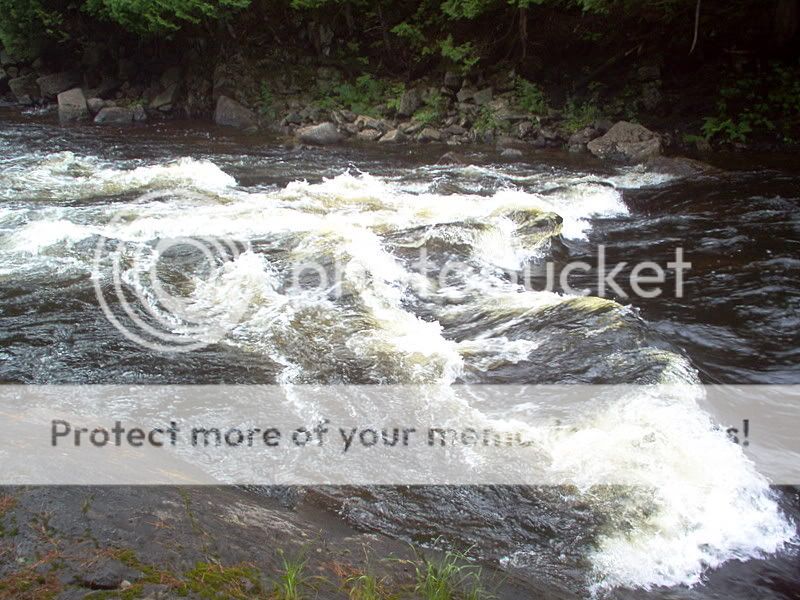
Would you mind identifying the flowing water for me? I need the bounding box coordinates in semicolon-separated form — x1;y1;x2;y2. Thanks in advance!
1;107;798;598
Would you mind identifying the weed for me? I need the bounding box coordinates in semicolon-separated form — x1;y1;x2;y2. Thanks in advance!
274;550;307;600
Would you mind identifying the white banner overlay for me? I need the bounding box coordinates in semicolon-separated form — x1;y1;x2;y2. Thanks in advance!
0;385;797;485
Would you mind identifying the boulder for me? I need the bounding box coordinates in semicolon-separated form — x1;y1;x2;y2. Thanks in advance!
443;71;462;91
297;122;343;145
87;97;105;114
516;121;535;139
356;129;382;141
58;87;89;122
8;74;39;104
149;83;180;112
354;115;385;132
94;106;133;124
456;87;475;103
473;87;493;106
132;105;147;122
586;121;661;163
214;95;257;131
379;129;406;143
36;71;82;99
397;88;422;117
501;148;523;159
566;126;600;153
417;127;442;143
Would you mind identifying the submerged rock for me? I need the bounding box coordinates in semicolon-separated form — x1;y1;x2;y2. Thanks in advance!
437;151;464;165
94;106;133;124
297;122;343;145
645;156;719;177
214;95;257;131
587;121;661;163
58;88;89;122
500;147;523;159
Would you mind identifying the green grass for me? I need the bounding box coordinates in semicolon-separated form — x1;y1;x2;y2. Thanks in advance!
274;550;308;600
346;572;386;600
413;549;488;600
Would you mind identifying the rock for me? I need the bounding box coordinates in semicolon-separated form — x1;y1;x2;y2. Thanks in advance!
517;121;535;139
456;87;475;103
587;121;662;163
149;83;180;112
379;129;406;143
87;97;105;114
78;559;141;590
88;78;122;100
57;88;88;122
637;65;661;82
36;71;82;99
6;66;18;79
397;88;422;117
339;109;356;123
132;105;147;122
282;112;303;126
500;148;523;159
444;124;466;136
443;71;461;91
356;129;382;141
402;121;424;135
297;122;343;145
566;126;600;153
641;82;661;111
120;580;133;590
437;151;464;165
417;127;442;143
354;115;385;132
473;87;493;106
645;156;718;178
160;66;182;89
8;74;39;104
0;49;14;67
214;95;257;131
94;106;133;124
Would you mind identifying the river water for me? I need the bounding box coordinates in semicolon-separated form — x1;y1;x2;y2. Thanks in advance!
0;108;798;598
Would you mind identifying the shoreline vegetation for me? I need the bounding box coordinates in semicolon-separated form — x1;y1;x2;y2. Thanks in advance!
0;0;798;158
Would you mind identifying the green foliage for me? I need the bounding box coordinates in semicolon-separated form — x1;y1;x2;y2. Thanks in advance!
514;77;548;115
83;0;250;35
258;81;276;120
700;62;800;144
413;548;488;600
472;105;499;133
316;73;399;116
345;573;385;600
561;98;602;133
413;91;446;125
274;550;307;600
0;0;64;60
439;35;480;74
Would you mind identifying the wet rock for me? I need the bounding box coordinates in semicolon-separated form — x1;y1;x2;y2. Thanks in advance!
356;128;382;141
36;71;82;99
149;83;180;112
645;156;718;177
132;105;147;122
87;97;105;114
297;122;343;145
8;74;39;105
443;71;461;91
214;95;257;131
57;88;89;122
417;127;442;143
78;558;141;590
397;88;422;117
437;151;464;165
566;126;600;153
500;148;523;159
473;87;493;106
94;106;133;124
379;129;406;143
587;121;661;163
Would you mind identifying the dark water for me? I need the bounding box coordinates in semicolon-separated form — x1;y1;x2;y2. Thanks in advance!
0;108;798;597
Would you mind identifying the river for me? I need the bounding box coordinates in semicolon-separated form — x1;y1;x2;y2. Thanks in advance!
0;107;798;598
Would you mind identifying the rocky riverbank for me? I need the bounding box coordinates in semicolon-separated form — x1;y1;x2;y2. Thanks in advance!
0;45;725;163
